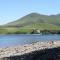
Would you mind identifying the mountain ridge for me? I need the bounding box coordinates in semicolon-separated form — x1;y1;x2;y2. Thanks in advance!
5;12;60;27
0;12;60;34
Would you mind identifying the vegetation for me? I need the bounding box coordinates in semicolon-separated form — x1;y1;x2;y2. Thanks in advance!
0;12;60;34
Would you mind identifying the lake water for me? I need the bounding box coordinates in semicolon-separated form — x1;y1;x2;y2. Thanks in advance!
0;34;60;47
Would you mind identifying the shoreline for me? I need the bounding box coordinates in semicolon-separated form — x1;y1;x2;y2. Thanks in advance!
0;41;60;58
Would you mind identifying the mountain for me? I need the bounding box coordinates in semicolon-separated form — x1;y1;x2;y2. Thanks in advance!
5;13;48;26
1;12;60;34
5;13;60;29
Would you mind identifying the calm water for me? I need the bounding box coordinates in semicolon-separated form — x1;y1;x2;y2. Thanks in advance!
0;34;60;47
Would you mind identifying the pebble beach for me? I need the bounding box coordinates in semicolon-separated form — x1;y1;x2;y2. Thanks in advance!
0;41;60;58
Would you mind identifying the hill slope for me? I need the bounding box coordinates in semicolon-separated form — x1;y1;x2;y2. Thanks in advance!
1;13;60;34
5;13;60;29
5;13;48;27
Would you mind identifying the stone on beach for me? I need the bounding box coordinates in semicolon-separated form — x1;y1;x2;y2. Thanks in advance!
0;41;60;58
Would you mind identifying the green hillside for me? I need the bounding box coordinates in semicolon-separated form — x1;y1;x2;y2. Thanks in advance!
1;13;60;34
5;13;60;27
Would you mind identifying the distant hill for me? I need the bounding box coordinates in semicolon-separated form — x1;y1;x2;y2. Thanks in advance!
5;13;48;27
5;12;60;30
1;12;60;34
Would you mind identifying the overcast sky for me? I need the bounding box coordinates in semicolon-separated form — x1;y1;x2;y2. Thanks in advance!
0;0;60;25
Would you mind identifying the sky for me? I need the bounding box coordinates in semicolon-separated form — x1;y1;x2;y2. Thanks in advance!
0;0;60;25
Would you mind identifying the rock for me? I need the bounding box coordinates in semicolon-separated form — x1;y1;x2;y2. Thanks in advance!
0;41;60;58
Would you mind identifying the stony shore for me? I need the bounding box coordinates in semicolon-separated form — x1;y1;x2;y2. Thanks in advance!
0;41;60;58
